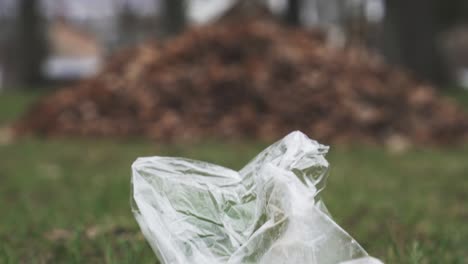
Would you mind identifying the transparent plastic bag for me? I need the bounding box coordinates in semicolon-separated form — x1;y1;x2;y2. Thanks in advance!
131;131;382;264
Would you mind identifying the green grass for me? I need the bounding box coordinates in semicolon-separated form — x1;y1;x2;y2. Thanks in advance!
0;91;40;124
1;92;468;263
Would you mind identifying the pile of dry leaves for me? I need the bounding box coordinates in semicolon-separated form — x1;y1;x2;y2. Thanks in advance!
14;19;468;145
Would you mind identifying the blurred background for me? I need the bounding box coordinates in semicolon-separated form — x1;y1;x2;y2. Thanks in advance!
1;0;467;263
2;0;468;88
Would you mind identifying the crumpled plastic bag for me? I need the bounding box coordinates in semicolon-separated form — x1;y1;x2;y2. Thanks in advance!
131;131;382;264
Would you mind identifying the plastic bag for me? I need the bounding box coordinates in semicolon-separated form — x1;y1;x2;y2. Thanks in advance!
131;131;382;264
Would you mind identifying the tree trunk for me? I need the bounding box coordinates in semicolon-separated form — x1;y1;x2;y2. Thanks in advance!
285;0;301;26
162;0;186;36
16;0;48;87
383;0;448;85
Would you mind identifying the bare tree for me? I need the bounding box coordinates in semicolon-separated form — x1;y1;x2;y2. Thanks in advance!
162;0;186;35
285;0;301;26
383;0;448;84
15;0;48;87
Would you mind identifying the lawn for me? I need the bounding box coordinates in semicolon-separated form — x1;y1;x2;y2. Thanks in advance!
1;92;467;263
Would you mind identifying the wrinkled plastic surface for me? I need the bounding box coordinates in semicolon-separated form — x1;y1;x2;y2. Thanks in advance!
132;131;382;264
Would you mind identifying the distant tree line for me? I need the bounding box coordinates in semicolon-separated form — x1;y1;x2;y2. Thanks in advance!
6;0;468;88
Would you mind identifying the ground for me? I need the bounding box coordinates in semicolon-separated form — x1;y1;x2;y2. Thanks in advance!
0;91;467;263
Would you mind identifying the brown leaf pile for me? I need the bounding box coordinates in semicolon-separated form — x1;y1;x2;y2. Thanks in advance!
14;19;468;145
